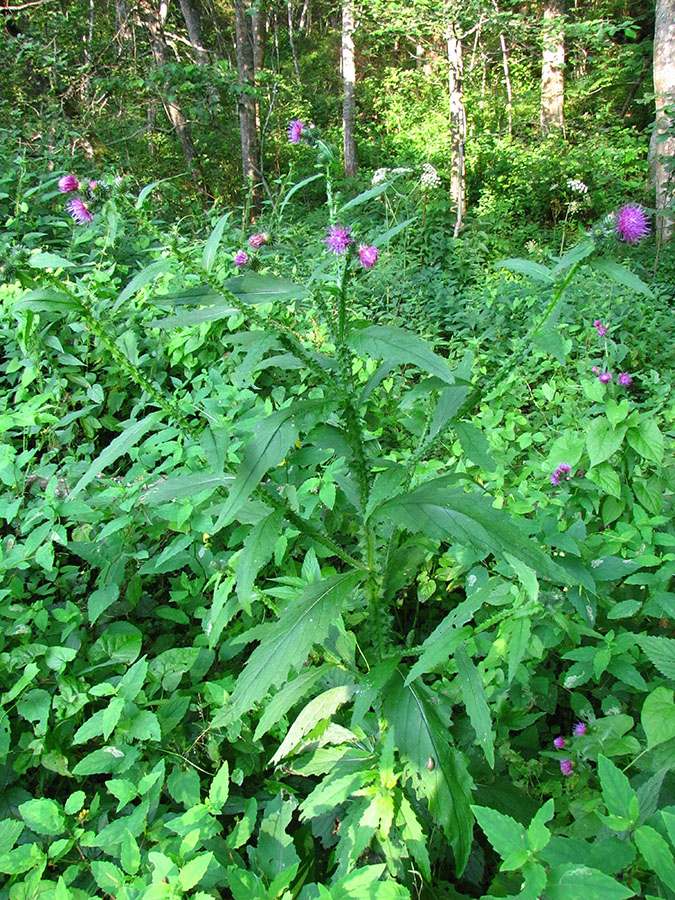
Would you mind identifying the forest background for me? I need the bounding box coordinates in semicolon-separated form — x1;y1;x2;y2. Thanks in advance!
0;2;675;900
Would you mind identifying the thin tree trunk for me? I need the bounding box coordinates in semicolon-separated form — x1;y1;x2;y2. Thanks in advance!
492;0;512;136
540;0;565;135
234;0;260;212
139;0;204;182
342;0;358;178
447;26;466;235
178;0;209;64
288;0;301;83
649;0;675;242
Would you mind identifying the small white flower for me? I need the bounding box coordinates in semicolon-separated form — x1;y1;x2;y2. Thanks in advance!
371;167;389;186
419;163;441;191
566;178;588;194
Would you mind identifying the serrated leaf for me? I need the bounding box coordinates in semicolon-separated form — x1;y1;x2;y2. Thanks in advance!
91;860;126;892
140;473;232;506
634;825;675;888
255;794;300;881
271;684;357;765
12;289;81;315
455;646;495;767
224;271;308;305
347;325;456;384
378;479;567;583
202;213;231;272
253;665;333;741
215;570;362;725
585;462;621;499
29;251;75;269
641;687;675;749
233;510;283;603
19;798;66;835
496;258;553;282
112;259;172;312
454;421;496;471
472;805;525;860
384;670;473;874
546;863;634;900
638;636;675;680
598;755;638;821
209;761;229;812
70;412;162;498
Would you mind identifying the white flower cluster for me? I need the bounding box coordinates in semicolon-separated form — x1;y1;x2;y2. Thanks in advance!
566;178;588;194
370;166;414;186
420;163;441;191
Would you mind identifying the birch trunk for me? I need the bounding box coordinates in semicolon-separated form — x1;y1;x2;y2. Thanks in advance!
540;0;565;135
447;27;466;235
649;0;675;242
342;0;358;178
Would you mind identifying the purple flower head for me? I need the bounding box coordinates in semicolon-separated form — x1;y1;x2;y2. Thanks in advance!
287;119;304;144
58;174;80;193
617;372;632;387
573;721;587;737
248;232;268;249
592;366;601;375
325;225;353;256
551;463;571;486
358;245;379;270
88;180;98;191
66;197;93;225
596;325;607;337
598;371;612;384
593;320;601;327
615;204;651;245
560;759;574;777
553;736;566;749
550;473;560;486
234;250;249;268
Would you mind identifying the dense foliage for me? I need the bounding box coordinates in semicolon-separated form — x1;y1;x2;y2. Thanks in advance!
1;1;674;899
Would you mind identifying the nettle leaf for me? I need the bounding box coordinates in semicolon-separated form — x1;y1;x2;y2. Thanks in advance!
638;636;675;681
641;687;675;750
472;805;526;860
347;325;457;385
546;863;635;900
635;825;675;889
383;670;473;874
378;479;567;583
455;646;495;768
213;570;363;726
597;755;638;822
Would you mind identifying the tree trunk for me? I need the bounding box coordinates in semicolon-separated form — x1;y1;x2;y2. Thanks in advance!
178;0;209;65
447;26;466;235
492;1;512;136
540;0;565;135
649;0;675;242
342;0;358;178
234;0;260;212
139;0;204;181
288;0;301;83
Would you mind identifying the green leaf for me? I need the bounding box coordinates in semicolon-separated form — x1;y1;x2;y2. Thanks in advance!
140;473;232;506
271;684;358;765
88;583;120;626
148;303;239;328
527;799;554;853
597;755;638;821
591;258;654;299
254;794;300;881
338;179;395;213
378;479;567;583
496;258;553;282
215;570;362;725
179;851;214;891
626;419;664;464
454;421;496;471
112;259;172;312
383;670;474;874
226;797;258;850
209;761;229;812
253;665;332;741
278;172;324;219
638;636;675;680
224;271;308;305
532;328;566;364
586;419;626;468
371;216;417;247
64;791;86;815
120;828;141;875
551;240;595;273
347;325;456;385
19;798;66;835
135;174;185;208
202;213;231;272
641;687;675;749
585;462;621;499
13;289;81;315
29;251;75;269
455;646;495;767
472;805;526;860
429;384;469;439
634;825;675;888
70;412;162;498
546;864;634;900
73;697;125;744
233;510;284;604
91;860;126;893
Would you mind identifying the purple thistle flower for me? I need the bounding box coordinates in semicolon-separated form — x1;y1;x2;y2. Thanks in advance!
248;232;268;249
287;119;304;144
58;174;80;193
573;721;586;737
550;473;560;486
553;736;566;749
234;250;249;268
615;204;651;245
617;372;632;387
325;225;353;256
358;245;379;270
66;197;93;224
592;366;601;375
560;759;574;776
88;180;98;191
596;325;607;337
598;371;612;384
593;320;601;327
